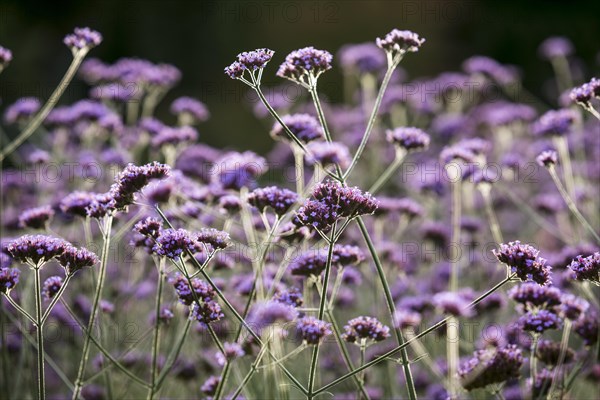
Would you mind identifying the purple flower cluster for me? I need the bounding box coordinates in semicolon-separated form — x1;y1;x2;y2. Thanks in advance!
376;29;425;57
458;345;523;390
7;235;69;266
531;108;579;137
306;141;351;168
462;55;518;84
153;228;200;259
273;287;303;308
342;316;390;344
0;45;12;68
568;252;600;284
42;276;63;300
18;205;55;229
518;309;562;333
570;77;600;106
63;27;102;52
296;316;333;345
79;58;181;88
536;150;558;167
538;36;574;60
170;96;210;123
216;342;245;366
190;300;224;327
338;42;387;74
0;267;20;294
493;241;552;286
295;181;379;232
110;162;171;210
151;125;198;148
224;48;275;80
271;114;324;143
289;251;329;277
247;300;298;330
386;127;430;152
247;186;299;216
212;151;267;190
276;47;333;86
58;245;99;275
4;97;41;124
169;273;215;305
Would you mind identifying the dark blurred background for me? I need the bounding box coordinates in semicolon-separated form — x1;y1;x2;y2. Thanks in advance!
1;0;599;153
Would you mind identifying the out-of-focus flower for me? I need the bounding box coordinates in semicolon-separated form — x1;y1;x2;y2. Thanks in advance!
458;345;523;391
19;205;55;229
297;316;333;345
4;98;41;124
42;276;63;300
342;316;390;344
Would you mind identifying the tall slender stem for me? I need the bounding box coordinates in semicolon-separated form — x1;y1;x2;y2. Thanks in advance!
34;266;46;400
530;334;539;385
0;51;87;161
147;259;165;400
548;166;600;244
368;152;405;194
344;64;396;180
357;218;417;400
308;87;343;179
547;319;572;399
72;215;114;400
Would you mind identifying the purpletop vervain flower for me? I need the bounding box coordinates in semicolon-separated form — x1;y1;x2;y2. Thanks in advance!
63;27;102;55
493;241;552;286
216;342;245;366
0;45;12;70
276;47;333;88
305;141;351;169
60;191;97;217
42;276;63;301
0;267;20;294
247;186;299;216
374;197;423;219
570;78;600;106
247;300;298;330
518;309;562;333
151;125;198;148
573;311;598;346
432;291;475;317
4;97;41;124
559;293;589;320
169;273;215;305
394;309;422;330
58;245;99;275
296;316;333;345
110;162;171;209
273;287;303;308
153;228;200;259
536;150;558;167
224;48;275;81
212;151;267;190
270;113;324;143
7;235;69;266
332;245;365;266
531;109;579;137
538;36;574;60
475;101;537;127
18;205;55;229
376;29;425;63
85;192;116;219
458;345;523;391
196;228;230;252
386;127;430;152
462;55;518;85
201;376;221;396
170;96;210;123
568;252;599;284
536;339;575;366
342;316;390;344
133;217;163;238
338;42;387;74
508;283;562;310
289;251;328;277
190;300;224;327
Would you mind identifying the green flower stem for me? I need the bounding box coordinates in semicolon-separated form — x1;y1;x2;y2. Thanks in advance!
357;217;416;400
479;185;504;245
343;63;397;181
0;50;88;162
147;259;165;400
0;299;8;392
553;135;577;208
368;151;406;194
448;178;462;398
72;214;114;400
153;319;192;391
547;319;572;399
547;165;600;244
582;105;600;121
60;300;151;389
358;342;367;399
230;344;269;400
34;266;46;400
530;334;539;386
293;144;305;194
1;293;36;325
313;273;516;396
308;86;343;179
214;361;232;400
40;274;72;324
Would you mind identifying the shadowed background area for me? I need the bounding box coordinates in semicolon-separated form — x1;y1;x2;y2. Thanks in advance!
1;0;599;153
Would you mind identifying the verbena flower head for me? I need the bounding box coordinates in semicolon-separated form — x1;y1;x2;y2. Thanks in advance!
60;191;97;217
386;127;430;152
394;309;422;330
216;342;245;366
518;309;562;333
458;345;523;391
247;186;298;216
4;97;41;124
63;27;102;55
0;46;12;71
295;181;379;232
0;267;20;294
374;197;423;219
247;300;298;330
433;291;474;317
475;102;537;127
462;55;518;85
559;293;589;320
568;252;599;284
338;42;387;74
18;205;55;229
271;114;324;143
213;151;267;190
508;283;562;310
536;150;558;167
58;245;99;275
169;273;215;305
277;46;333;88
85;192;116;219
342;316;390;344
536;339;575;366
376;29;425;63
153;228;199;259
305;141;351;169
151;126;198;149
190;300;224;327
224;48;274;81
201;376;220;396
570;78;600;106
297;316;333;345
42;276;63;301
493;241;552;286
332;245;365;266
7;235;69;266
531;109;578;137
133;217;163;238
289;250;328;277
273;287;303;307
110;162;171;209
538;36;574;60
196;228;230;252
170;96;210;123
573;311;598;346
